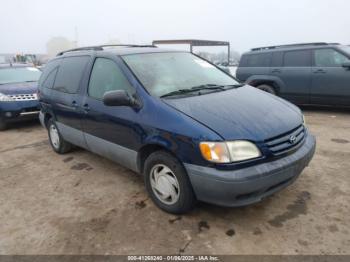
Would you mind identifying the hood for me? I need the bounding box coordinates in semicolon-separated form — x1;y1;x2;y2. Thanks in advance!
0;82;38;95
163;85;302;141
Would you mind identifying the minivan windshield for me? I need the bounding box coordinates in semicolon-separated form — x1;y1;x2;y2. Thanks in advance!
0;67;41;85
123;52;240;97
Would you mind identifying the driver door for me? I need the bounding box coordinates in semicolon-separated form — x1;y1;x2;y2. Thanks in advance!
81;56;140;171
311;48;350;106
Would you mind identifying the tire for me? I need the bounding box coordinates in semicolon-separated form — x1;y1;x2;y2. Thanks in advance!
47;118;73;154
144;151;196;214
257;84;276;95
0;117;7;131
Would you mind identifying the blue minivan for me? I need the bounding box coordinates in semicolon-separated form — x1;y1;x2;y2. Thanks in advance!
0;64;42;130
38;45;316;214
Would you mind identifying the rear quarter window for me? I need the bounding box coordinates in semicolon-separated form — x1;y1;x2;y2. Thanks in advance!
239;53;271;67
38;59;61;89
53;56;90;93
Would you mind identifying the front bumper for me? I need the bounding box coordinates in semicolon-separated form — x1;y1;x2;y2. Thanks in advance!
0;100;40;122
184;133;316;207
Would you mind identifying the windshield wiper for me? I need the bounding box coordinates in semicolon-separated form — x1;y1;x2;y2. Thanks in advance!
160;83;244;98
160;84;226;98
160;89;197;98
192;83;244;90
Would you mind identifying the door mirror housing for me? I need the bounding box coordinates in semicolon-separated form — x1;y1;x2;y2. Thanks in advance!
103;90;137;107
342;62;350;69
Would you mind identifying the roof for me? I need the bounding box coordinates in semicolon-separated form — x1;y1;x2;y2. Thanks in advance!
56;45;186;57
245;42;341;54
152;39;230;46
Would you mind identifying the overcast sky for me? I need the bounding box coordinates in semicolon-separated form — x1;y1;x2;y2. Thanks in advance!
1;0;349;54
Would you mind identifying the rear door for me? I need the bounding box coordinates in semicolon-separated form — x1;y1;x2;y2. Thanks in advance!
271;49;312;104
50;55;91;148
311;48;350;106
81;56;140;171
236;53;271;82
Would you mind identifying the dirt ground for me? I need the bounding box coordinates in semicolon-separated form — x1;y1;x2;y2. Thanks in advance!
0;107;349;255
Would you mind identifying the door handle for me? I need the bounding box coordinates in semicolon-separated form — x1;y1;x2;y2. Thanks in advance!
71;101;78;107
271;69;281;73
313;69;326;74
82;104;90;112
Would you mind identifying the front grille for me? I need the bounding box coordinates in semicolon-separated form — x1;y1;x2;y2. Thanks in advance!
9;93;38;101
265;125;305;155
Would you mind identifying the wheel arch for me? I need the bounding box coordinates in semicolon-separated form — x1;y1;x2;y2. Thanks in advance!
246;75;285;94
137;143;179;174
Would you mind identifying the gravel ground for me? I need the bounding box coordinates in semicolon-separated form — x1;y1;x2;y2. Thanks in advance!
0;107;349;255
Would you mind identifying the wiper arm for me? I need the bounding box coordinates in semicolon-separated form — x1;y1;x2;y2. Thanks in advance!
160;84;244;98
190;84;226;91
160;89;196;98
160;85;224;98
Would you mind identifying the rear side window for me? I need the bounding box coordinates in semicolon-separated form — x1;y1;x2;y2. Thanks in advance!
88;58;134;100
240;53;271;67
314;48;350;67
42;68;58;89
53;56;89;93
283;50;311;67
271;52;283;67
38;60;59;88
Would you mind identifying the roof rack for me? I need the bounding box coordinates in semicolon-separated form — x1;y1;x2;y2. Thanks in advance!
251;42;339;51
57;44;156;56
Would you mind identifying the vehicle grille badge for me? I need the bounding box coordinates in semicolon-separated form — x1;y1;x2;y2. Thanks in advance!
289;135;297;144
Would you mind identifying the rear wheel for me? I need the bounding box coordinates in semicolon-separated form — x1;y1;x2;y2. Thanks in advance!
257;84;276;95
0;117;7;131
144;151;196;214
47;118;73;154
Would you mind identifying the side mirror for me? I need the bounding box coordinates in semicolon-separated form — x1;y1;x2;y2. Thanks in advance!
342;62;350;69
103;90;137;107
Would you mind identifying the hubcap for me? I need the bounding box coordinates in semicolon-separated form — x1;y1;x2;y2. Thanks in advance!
49;124;60;149
150;164;180;205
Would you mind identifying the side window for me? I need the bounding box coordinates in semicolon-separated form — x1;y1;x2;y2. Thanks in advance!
314;49;350;67
244;53;271;67
88;58;134;100
38;59;61;88
283;50;311;67
42;68;58;89
271;52;283;67
53;56;89;93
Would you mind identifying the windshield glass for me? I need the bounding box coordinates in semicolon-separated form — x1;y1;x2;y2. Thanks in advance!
122;52;239;97
0;67;41;85
339;45;350;55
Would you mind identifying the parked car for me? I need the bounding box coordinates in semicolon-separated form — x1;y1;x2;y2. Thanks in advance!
236;42;350;106
0;64;42;130
38;45;316;214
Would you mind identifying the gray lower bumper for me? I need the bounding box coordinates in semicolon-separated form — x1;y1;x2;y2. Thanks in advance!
184;133;316;207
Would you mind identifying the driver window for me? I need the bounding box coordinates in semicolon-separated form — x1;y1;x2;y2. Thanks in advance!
88;58;134;100
314;49;350;67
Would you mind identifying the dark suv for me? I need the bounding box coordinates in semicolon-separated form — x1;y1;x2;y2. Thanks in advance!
38;45;315;214
0;64;42;130
236;43;350;106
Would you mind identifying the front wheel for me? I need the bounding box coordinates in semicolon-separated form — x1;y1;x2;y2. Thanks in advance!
144;151;196;214
47;118;73;154
257;84;276;95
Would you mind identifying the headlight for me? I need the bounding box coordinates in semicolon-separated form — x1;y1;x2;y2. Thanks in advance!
0;93;14;102
200;141;261;163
